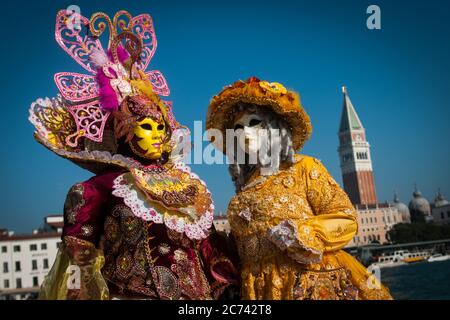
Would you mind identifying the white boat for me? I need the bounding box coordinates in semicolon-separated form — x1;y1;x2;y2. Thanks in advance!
370;250;408;269
402;250;430;263
370;250;431;269
428;254;450;262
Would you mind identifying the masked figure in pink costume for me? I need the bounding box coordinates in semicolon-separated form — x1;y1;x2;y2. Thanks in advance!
30;10;238;300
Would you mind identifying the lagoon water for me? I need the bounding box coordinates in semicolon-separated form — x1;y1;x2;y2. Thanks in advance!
381;259;450;300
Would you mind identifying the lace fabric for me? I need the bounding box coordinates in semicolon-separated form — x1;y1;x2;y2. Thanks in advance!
112;172;214;240
267;219;323;265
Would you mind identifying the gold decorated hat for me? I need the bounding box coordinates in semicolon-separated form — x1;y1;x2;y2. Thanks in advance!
206;77;312;153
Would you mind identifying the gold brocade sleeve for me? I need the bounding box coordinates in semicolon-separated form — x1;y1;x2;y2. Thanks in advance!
300;156;358;257
268;156;358;264
39;236;109;300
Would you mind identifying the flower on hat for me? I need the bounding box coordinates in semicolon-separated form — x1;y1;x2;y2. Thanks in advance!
259;81;287;95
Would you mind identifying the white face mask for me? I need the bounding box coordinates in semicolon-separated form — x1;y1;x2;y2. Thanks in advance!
233;113;265;155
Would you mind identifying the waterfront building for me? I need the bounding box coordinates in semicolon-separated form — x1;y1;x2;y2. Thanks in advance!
431;191;450;225
0;215;62;300
346;203;404;246
213;213;230;234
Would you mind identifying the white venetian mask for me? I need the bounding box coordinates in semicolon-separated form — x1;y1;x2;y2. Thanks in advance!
233;113;265;155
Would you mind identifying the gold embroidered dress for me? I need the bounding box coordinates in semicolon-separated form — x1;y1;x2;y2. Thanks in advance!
228;154;392;300
206;77;392;300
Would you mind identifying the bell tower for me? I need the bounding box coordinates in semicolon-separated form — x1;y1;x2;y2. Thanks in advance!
338;86;378;205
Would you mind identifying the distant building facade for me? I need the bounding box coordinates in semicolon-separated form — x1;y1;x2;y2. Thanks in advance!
431;191;450;225
0;215;62;300
213;214;230;234
346;203;405;246
432;203;450;225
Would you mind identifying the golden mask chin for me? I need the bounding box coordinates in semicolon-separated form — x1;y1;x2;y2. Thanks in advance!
129;117;167;159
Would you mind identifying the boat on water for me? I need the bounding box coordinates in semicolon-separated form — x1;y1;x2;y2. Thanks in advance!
370;250;408;269
370;250;431;269
403;251;430;263
428;253;450;262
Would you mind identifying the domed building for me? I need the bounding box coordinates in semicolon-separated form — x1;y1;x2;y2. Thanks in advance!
393;193;411;223
432;190;450;225
433;190;449;208
408;187;433;223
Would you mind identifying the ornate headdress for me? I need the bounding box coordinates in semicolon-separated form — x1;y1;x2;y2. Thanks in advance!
206;77;312;153
29;10;189;173
28;10;212;240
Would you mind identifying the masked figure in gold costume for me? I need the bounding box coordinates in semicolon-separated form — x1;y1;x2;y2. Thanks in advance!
206;77;392;300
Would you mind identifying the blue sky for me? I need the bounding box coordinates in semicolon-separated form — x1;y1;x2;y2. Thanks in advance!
1;0;449;232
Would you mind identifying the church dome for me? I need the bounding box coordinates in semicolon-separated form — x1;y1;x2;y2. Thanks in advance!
409;189;431;213
434;190;449;208
393;193;410;223
409;188;432;222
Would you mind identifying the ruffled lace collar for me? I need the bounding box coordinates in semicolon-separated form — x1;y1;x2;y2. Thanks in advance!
112;162;214;240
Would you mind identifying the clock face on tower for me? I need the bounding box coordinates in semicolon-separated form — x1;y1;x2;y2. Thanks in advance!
355;134;361;141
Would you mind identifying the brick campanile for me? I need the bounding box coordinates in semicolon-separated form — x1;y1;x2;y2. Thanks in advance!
337;86;378;205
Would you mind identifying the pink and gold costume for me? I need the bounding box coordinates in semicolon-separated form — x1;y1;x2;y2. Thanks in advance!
30;9;237;300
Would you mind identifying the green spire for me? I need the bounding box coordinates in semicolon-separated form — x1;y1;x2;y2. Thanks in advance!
339;86;364;132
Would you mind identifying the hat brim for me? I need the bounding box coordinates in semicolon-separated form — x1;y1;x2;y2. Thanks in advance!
206;81;312;154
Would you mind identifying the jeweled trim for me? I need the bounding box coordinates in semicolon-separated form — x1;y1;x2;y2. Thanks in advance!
112;170;214;240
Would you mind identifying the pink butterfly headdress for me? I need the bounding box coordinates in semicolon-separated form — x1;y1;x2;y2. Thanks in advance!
29;9;192;173
53;10;171;147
